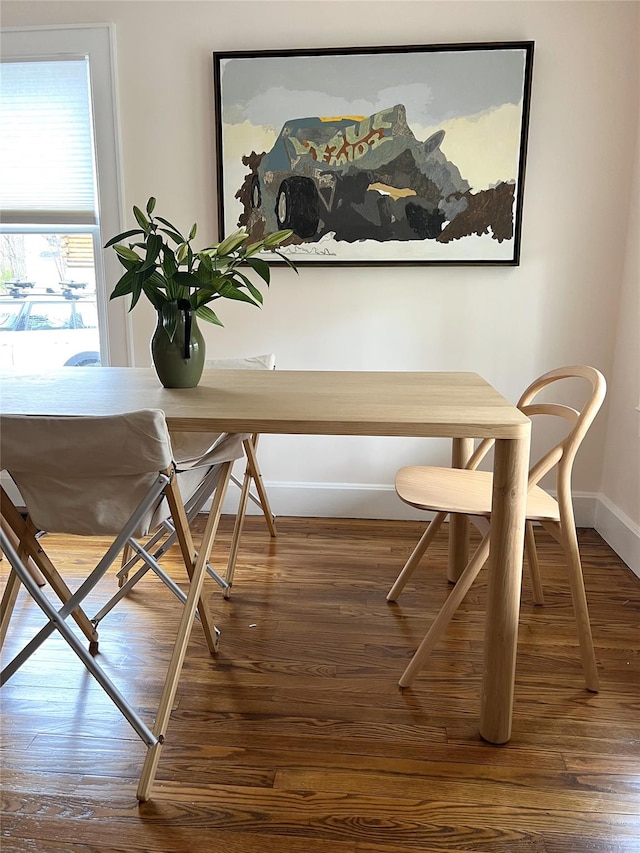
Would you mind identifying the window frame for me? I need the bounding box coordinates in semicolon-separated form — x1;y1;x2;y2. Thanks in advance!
0;24;130;366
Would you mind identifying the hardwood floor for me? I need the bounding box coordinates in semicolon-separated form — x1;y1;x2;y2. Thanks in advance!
1;516;639;852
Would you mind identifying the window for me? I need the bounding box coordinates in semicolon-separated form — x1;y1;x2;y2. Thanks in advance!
0;25;130;366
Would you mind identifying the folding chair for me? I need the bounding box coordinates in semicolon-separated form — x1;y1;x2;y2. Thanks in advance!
0;409;235;801
111;354;277;604
388;366;606;691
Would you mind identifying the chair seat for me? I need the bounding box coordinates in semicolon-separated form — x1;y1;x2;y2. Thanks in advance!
395;466;561;522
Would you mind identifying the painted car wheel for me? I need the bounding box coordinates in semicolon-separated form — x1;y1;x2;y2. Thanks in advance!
275;177;320;238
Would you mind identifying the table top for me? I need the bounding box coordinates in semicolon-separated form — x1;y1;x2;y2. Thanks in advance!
0;368;530;439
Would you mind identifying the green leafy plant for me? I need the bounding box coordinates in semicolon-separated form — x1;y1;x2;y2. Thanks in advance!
105;197;296;341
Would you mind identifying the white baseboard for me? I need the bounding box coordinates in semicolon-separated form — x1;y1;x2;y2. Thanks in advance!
225;482;601;525
223;481;640;577
594;494;640;578
223;481;430;521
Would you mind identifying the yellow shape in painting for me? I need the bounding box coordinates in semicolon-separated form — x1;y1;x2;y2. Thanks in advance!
368;183;417;200
414;103;522;190
319;115;366;122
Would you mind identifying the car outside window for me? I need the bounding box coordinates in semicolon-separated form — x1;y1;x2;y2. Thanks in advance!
74;302;97;330
25;302;74;331
0;304;21;331
0;295;100;368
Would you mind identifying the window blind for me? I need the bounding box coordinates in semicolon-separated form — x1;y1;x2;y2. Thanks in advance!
0;57;97;226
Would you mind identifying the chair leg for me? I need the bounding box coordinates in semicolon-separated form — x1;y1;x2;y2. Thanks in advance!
245;435;277;538
0;495;98;649
0;498;45;590
118;542;134;587
524;521;545;605
554;515;599;692
25;556;47;587
163;464;232;655
398;533;491;688
387;512;447;602
224;455;253;598
0;523;46;587
0;568;22;648
136;461;233;802
1;517;29;647
115;521;181;592
224;436;276;598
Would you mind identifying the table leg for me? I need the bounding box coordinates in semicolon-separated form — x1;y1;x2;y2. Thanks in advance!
479;434;529;745
447;437;474;583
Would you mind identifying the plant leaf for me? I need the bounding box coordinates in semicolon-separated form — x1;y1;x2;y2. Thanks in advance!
161;300;179;342
113;244;142;262
173;270;203;289
142;280;165;311
192;282;222;305
109;270;136;299
139;233;163;271
112;253;139;273
243;241;266;257
104;229;144;249
216;281;259;305
128;273;144;311
231;269;263;295
195;305;224;327
161;249;177;280
245;257;270;284
156;216;185;241
244;280;264;305
146;197;156;215
216;228;248;256
158;227;186;245
262;228;293;247
273;250;299;272
133;205;150;233
145;270;170;299
194;254;214;282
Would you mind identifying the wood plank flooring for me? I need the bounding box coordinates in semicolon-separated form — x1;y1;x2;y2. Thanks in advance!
1;517;639;852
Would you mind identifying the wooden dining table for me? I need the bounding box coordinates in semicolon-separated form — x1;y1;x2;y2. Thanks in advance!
1;367;531;799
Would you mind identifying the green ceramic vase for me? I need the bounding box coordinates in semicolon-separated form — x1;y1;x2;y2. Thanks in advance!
151;305;205;388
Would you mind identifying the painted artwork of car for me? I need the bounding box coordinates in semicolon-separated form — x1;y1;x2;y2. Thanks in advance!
239;104;473;244
0;293;101;369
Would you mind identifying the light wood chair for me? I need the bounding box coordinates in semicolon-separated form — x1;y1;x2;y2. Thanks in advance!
0;409;233;800
388;366;606;692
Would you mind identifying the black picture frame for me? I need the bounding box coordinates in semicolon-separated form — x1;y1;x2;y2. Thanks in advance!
213;41;534;266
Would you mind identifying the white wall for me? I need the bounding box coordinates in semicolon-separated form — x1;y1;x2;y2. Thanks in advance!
3;1;639;567
598;103;640;572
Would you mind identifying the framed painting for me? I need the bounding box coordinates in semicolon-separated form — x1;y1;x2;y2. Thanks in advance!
213;41;534;266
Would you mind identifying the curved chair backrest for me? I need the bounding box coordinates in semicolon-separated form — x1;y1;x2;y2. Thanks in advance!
465;366;606;493
517;366;606;492
0;410;173;537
